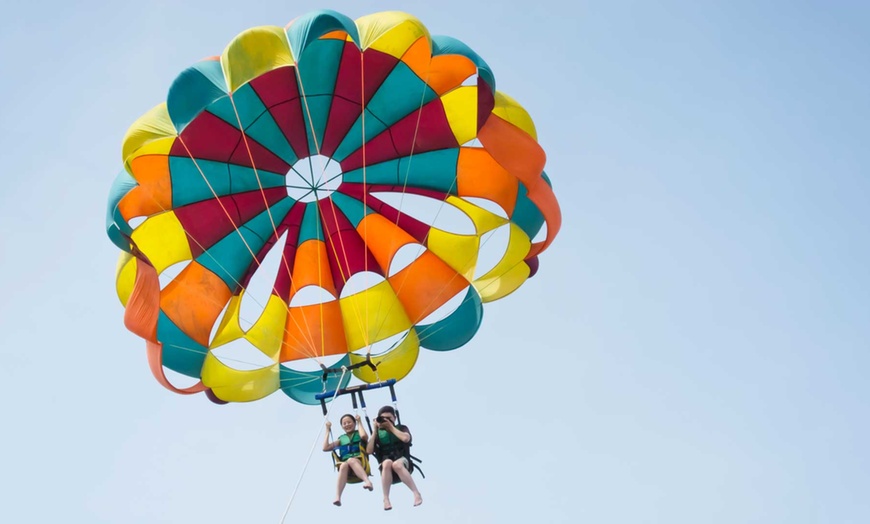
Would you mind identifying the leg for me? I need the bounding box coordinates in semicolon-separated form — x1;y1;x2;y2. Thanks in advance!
334;462;350;506
391;459;422;506
380;460;394;510
346;458;372;491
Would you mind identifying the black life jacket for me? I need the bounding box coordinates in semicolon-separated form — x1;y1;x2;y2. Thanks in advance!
375;427;409;462
375;426;425;478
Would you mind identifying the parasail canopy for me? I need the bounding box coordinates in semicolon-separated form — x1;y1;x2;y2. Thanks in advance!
106;9;561;405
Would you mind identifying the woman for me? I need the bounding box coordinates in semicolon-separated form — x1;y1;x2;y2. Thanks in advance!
323;414;374;506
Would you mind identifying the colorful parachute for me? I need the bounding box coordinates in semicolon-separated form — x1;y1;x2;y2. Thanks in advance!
106;10;561;404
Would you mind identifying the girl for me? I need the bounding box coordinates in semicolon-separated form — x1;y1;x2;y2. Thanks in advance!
323;414;374;505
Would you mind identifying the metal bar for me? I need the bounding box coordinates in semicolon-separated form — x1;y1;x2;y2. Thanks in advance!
314;378;397;401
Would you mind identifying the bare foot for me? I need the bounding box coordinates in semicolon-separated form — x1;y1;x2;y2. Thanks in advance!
384;499;392;511
333;500;341;507
414;493;423;507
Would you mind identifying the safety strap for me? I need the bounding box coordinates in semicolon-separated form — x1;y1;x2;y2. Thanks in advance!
409;453;425;479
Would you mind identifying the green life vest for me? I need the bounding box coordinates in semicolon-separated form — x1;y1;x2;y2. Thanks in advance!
337;431;362;461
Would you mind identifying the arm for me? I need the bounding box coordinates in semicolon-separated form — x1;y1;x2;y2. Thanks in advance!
366;420;379;455
356;415;368;443
384;421;411;444
323;421;337;452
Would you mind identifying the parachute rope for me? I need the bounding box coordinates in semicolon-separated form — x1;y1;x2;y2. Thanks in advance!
226;92;318;356
393;59;432;229
288;55;330;354
175;140;323;357
365;183;462;343
367;220;521;349
279;366;348;523
294;47;373;360
223;88;332;361
362;53;370;352
362;49;436;356
360;56;467;348
127;178;324;363
131;125;334;362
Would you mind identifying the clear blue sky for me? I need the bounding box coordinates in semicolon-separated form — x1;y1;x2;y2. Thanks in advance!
1;1;868;522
